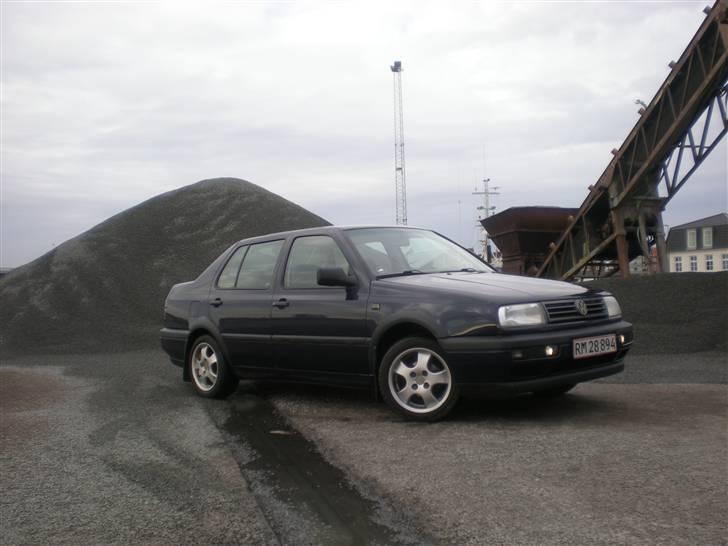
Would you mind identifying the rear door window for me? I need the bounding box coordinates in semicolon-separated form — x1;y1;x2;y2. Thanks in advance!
236;240;284;290
217;246;247;289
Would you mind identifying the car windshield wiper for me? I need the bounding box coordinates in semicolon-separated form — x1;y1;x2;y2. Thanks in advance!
377;269;426;279
437;268;488;274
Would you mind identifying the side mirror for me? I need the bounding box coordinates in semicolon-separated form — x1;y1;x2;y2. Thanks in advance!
317;267;357;287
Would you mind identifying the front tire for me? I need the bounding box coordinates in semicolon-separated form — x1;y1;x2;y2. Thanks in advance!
188;335;238;398
378;337;460;422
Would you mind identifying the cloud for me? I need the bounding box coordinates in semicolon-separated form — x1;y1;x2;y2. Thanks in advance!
1;1;725;266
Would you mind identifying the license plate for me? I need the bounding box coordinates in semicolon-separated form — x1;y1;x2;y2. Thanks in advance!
572;334;617;359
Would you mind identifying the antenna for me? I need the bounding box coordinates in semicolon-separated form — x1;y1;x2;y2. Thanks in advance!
390;60;407;225
472;178;500;261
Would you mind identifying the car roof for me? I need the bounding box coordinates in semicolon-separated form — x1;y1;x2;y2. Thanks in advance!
233;225;435;245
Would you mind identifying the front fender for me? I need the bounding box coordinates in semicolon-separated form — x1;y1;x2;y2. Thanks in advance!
367;308;443;372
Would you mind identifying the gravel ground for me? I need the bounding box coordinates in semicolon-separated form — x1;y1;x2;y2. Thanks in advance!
2;350;725;545
1;351;425;546
269;378;727;545
1;352;278;546
597;351;727;383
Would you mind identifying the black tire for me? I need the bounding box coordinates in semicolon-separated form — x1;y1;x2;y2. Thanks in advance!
533;383;576;398
188;335;239;399
378;337;460;422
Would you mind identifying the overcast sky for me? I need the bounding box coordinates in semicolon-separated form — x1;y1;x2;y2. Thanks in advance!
1;1;726;267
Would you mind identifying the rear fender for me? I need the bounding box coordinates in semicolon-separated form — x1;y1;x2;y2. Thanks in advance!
184;317;231;380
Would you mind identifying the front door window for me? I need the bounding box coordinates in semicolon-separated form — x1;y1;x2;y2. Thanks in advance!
284;236;350;289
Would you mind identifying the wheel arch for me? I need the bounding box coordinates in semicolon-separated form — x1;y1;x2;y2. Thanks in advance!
183;321;229;382
369;320;439;396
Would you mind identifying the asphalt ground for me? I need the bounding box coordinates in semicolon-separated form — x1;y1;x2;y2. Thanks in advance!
2;349;726;545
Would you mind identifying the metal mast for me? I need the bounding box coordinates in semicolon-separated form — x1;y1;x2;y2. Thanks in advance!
390;61;407;225
472;178;499;261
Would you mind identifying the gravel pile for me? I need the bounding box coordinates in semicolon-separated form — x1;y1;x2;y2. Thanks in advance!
2;185;724;361
587;272;728;355
0;178;328;356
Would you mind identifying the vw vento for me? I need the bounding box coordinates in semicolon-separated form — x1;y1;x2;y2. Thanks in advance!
161;226;632;421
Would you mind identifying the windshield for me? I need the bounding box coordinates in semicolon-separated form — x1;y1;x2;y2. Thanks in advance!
345;228;493;278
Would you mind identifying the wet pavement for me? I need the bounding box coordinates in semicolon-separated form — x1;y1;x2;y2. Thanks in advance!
209;391;428;545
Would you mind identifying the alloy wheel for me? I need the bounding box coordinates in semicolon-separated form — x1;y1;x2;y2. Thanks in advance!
388;347;452;414
191;342;218;392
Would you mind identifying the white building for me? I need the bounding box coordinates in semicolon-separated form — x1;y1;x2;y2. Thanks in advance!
666;213;728;273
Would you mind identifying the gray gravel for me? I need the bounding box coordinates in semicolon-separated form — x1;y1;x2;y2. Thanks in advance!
269;377;727;545
1;350;426;546
3;350;726;545
0;178;329;357
1;351;278;546
586;272;728;355
598;352;727;383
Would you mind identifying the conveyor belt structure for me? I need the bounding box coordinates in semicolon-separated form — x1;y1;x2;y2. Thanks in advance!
538;0;728;280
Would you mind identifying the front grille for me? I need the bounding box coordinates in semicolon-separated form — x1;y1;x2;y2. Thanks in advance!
543;297;607;324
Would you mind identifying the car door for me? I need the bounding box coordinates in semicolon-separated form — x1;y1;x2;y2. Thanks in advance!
208;239;284;372
271;234;369;375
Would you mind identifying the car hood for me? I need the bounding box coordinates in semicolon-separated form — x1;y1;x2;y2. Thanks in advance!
377;271;597;302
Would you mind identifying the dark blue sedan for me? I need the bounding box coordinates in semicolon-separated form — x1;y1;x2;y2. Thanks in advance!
161;226;632;421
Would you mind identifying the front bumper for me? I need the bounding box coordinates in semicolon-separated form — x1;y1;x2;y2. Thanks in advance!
439;320;632;390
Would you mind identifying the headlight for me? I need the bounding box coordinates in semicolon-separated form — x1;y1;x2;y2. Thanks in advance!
603;295;621;318
498;303;546;328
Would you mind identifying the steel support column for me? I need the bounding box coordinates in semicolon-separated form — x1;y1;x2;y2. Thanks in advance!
616;234;630;278
537;0;728;280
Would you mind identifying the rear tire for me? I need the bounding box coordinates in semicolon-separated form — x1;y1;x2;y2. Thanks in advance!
188;335;238;398
533;383;576;398
378;337;459;422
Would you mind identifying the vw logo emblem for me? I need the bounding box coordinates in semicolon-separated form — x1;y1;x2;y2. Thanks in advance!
575;299;588;316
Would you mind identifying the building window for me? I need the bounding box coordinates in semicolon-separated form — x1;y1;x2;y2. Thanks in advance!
722;254;728;271
702;227;713;249
706;255;714;271
674;256;682;272
686;229;697;250
689;255;698;272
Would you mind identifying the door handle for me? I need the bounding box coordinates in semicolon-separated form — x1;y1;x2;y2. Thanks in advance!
210;297;223;307
272;298;289;309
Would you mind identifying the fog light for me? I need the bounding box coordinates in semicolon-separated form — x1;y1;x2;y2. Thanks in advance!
512;350;523;360
545;345;556;357
618;334;625;344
